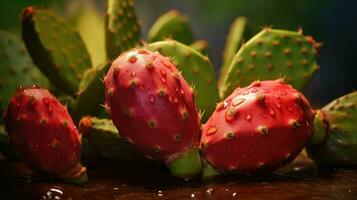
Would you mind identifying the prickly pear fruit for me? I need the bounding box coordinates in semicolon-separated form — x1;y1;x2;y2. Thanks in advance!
148;10;193;45
147;40;219;121
219;17;247;90
201;80;314;176
106;0;141;60
221;28;320;98
190;40;211;57
73;63;111;123
78;116;147;162
307;91;357;166
0;30;49;122
4;86;87;184
22;7;92;96
104;49;202;178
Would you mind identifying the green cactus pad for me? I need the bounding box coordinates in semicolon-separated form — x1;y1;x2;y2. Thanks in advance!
190;40;210;57
307;91;357;166
21;7;92;96
219;17;247;91
221;28;320;98
79;117;146;162
167;148;202;178
0;124;19;160
0;30;49;120
147;40;219;121
147;10;193;45
73;62;111;123
105;0;141;60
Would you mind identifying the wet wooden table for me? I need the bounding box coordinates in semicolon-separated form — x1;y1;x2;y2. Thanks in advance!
1;155;357;200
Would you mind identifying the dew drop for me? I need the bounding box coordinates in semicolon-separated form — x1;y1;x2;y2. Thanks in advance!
206;126;218;136
288;106;293;112
131;71;136;77
232;97;245;107
268;108;275;116
263;89;270;93
276;103;282;109
280;91;287;95
174;98;178;104
149;95;155;103
180;89;185;96
245;114;252;121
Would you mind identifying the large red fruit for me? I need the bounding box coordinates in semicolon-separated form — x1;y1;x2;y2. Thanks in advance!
104;49;202;178
4;86;86;184
201;80;314;175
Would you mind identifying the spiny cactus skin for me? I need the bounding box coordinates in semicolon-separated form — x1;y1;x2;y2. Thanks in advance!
0;31;49;121
104;49;202;178
190;40;210;57
219;17;247;91
21;7;92;96
201;80;314;176
148;10;193;45
221;28;320;98
307;91;357;166
4;86;87;184
147;40;219;121
106;0;141;60
78;117;146;162
73;63;111;123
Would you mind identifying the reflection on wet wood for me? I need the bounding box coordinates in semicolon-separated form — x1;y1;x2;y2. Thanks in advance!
0;154;356;200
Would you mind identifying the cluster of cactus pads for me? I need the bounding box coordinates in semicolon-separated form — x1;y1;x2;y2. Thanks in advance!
0;0;356;185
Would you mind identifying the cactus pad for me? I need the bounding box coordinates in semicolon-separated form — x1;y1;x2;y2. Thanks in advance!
22;7;92;96
78;117;146;162
147;10;193;45
307;91;357;166
0;30;49;121
73;63;111;122
221;28;320;98
105;0;141;59
147;40;219;120
219;17;247;91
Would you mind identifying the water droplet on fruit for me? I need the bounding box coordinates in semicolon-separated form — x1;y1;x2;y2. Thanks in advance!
232;97;245;107
225;108;238;122
161;77;166;84
131;71;136;77
174;98;178;104
263;89;270;93
245;114;252;121
280;91;287;95
149;95;155;103
276;103;282;109
180;89;185;96
264;150;270;155
206;126;218;136
268;108;275;116
288;106;293;112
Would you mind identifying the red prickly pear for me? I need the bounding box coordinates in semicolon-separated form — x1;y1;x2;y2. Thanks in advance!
104;49;202;178
201;80;314;177
4;86;87;184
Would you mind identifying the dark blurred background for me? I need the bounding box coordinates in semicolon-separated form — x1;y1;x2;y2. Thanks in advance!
0;0;356;106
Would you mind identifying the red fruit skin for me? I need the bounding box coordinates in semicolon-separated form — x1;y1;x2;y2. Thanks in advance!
104;49;200;162
4;86;82;175
201;80;314;173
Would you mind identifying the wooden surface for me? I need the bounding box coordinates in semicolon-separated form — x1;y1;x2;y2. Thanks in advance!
0;155;357;200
